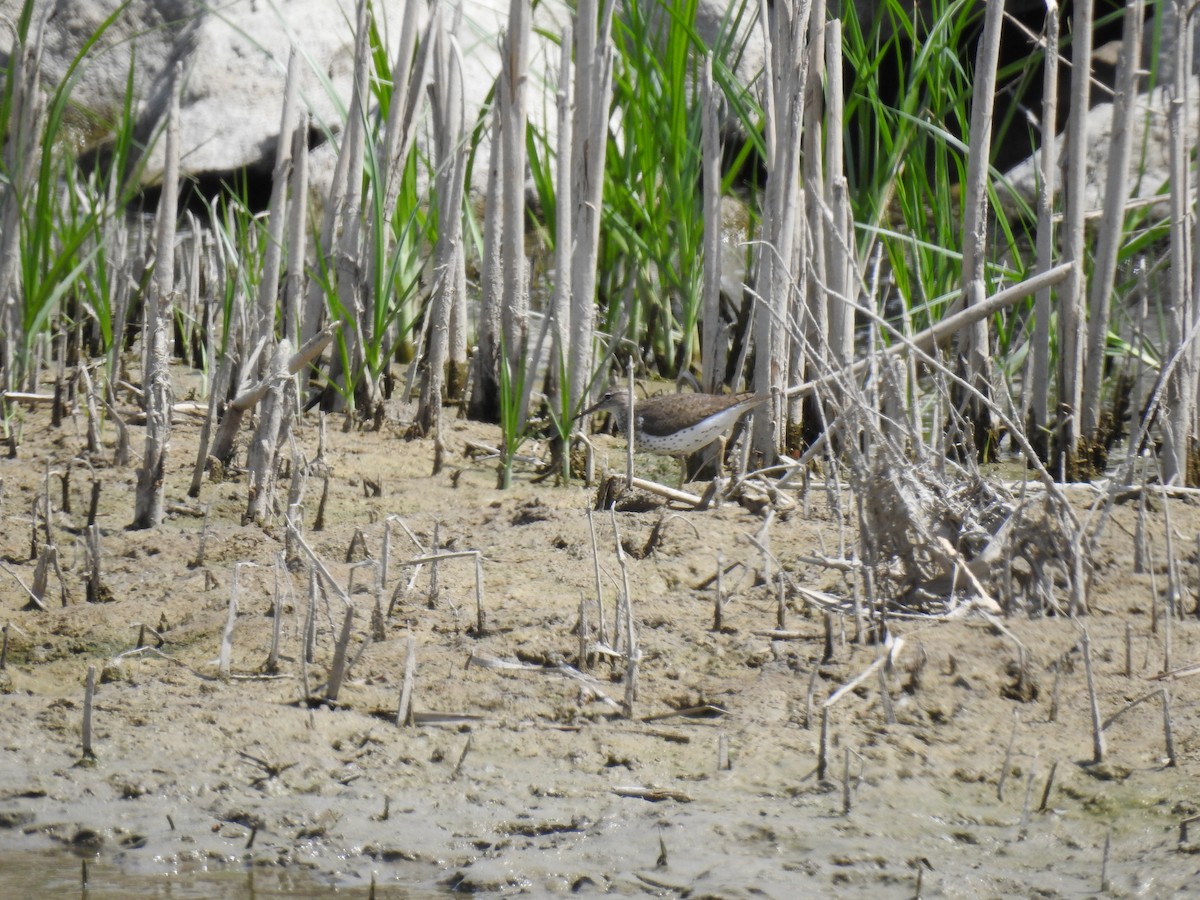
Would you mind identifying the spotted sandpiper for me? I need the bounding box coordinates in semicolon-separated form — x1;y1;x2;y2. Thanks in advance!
579;389;769;482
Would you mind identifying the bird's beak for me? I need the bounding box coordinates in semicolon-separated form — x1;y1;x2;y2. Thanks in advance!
576;398;604;420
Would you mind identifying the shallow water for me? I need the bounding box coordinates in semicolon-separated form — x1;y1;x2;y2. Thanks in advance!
0;850;442;898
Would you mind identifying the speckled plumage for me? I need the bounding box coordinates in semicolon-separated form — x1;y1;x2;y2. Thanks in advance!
580;390;769;457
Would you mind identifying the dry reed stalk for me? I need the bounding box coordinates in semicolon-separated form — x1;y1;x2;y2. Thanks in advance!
586;509;607;645
1150;555;1160;635
81;664;96;761
188;351;228;499
1;559;43;611
377;0;433;238
473;551;485;636
418;18;468;439
323;604;355;704
132;64;181;530
255;48;300;366
86;477;99;527
824;641;903;709
428;522;441;608
805;663;820;729
219;563;251;679
500;0;531;383
380;518;393;593
786;263;1073;406
1100;830;1112;892
997;709;1020;801
876;664;895;725
1164;488;1180;619
266;555;284;673
470;652;622;712
1038;760;1058;811
699;53;723;392
817;706;829;781
326;0;371;411
31;544;64;609
448;734;473;781
623;363;635;489
567;0;616;418
370;587;385;642
1162;688;1177;766
209;324;338;466
545;19;574;431
79;365;102;455
578;593;589;672
712;553;724;632
1048;659;1062;722
1134;488;1149;573
1180;814;1200;846
469;101;504;421
1056;0;1095;470
304;570;317;664
190;503;210;569
28;548;53;609
957;0;1005;451
610;509;638;717
751;0;814;462
285;501;302;568
383;519;426;612
245;339;293;524
395;549;486;627
85;524;103;604
1164;565;1174;675
1082;630;1105;763
58;462;71;516
282;116;309;346
841;747;852;815
287;516;353;614
101;396;130;466
1017;756;1038;839
595;475;704;509
799;1;827;421
27;497;38;561
1125;622;1133;677
40;461;52;547
1161;0;1196;484
345;531;370;565
0;14;42;372
1081;0;1144;436
314;473;330;532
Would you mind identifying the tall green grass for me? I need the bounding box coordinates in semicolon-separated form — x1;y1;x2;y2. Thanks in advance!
592;0;760;380
0;0;139;390
0;0;1183;482
842;0;1029;332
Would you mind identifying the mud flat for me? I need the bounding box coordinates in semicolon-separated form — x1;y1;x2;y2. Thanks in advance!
1;400;1198;896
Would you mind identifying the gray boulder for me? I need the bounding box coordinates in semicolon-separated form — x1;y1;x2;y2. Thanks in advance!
0;0;761;194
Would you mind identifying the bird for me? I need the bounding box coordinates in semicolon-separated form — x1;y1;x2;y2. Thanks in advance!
578;388;770;483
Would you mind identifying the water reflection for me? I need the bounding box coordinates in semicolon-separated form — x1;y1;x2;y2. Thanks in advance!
0;851;445;898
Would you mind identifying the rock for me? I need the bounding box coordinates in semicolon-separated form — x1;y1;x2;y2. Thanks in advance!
0;0;762;198
0;0;568;190
1000;76;1200;221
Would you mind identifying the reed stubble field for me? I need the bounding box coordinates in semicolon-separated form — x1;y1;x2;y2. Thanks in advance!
4;0;1200;894
1;382;1199;897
